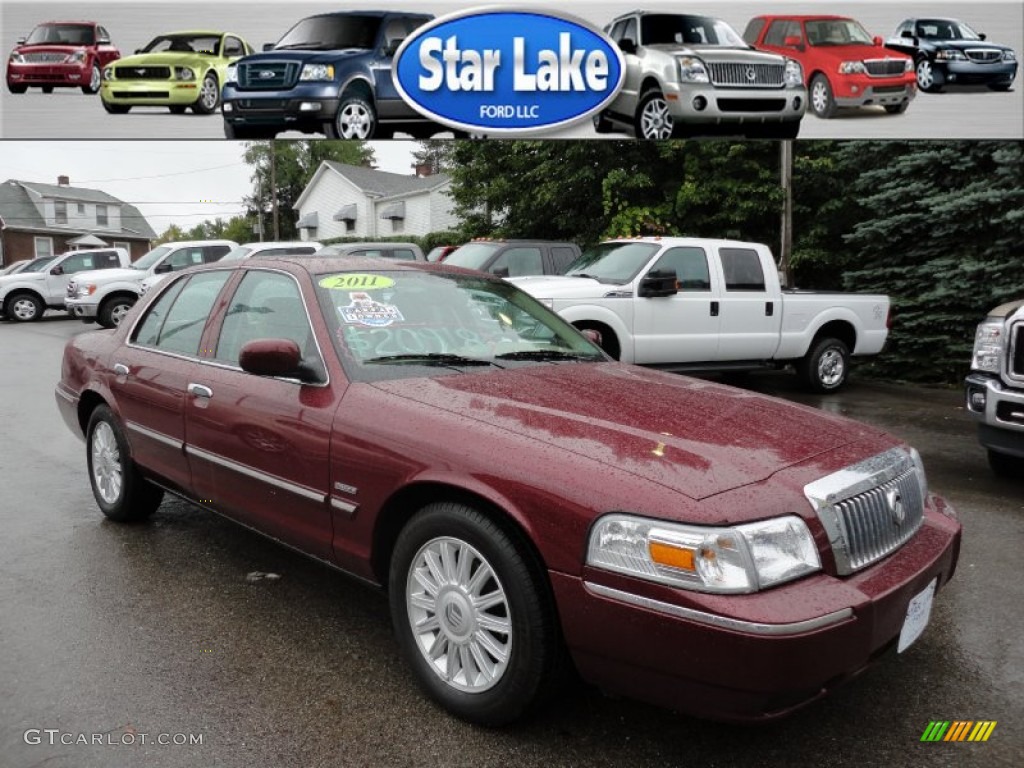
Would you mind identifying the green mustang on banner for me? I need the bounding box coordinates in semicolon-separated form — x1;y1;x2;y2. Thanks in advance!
100;30;251;114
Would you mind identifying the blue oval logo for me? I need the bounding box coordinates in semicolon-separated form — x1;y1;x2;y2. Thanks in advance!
394;8;625;134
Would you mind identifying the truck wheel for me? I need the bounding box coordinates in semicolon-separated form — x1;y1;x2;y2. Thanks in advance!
915;59;943;92
809;74;837;118
593;109;613;133
389;502;561;725
6;292;44;322
799;337;849;392
884;101;910;114
82;63;102;94
99;296;135;328
86;405;164;522
102;100;131;114
987;449;1024;478
192;72;220;114
573;322;620;360
635;89;676;139
327;95;378;139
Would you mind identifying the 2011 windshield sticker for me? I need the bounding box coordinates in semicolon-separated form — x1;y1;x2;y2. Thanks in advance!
319;274;395;291
393;9;625;133
339;293;404;328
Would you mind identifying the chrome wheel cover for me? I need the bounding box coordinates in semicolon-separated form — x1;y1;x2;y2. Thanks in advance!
818;348;846;388
200;75;219;110
109;302;130;327
811;80;830;114
90;65;101;91
91;422;123;505
406;536;511;693
337;102;373;139
11;297;38;321
916;61;933;90
639;97;673;139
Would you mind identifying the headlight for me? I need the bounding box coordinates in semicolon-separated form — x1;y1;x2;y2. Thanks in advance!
10;52;26;64
909;447;929;506
784;58;803;86
1003;50;1017;62
971;319;1005;373
174;67;195;81
587;513;821;594
66;50;86;65
935;49;967;61
677;56;709;83
74;284;97;298
300;63;335;81
838;60;867;75
103;66;115;81
904;58;914;73
225;64;237;84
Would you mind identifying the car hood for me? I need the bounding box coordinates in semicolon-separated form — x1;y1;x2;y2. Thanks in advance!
0;272;44;286
809;44;908;61
929;39;1012;52
70;268;144;285
14;44;86;54
509;275;615;300
647;44;784;64
242;49;370;64
371;363;885;500
113;52;216;67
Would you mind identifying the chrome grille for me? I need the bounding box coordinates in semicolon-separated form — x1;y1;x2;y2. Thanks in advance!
238;61;300;90
864;59;907;77
804;447;926;575
707;62;784;88
115;66;171;80
1010;321;1024;380
23;53;68;63
965;49;1001;63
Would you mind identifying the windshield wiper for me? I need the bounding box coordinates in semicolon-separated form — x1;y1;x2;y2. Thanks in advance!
363;353;502;369
495;350;596;362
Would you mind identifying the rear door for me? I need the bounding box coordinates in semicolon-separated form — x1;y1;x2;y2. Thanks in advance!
714;246;783;361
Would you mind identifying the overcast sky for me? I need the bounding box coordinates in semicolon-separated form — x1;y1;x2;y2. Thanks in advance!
0;141;417;237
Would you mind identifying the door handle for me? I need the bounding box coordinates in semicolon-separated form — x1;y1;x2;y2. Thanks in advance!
113;363;130;376
710;301;720;317
766;301;774;317
187;383;213;399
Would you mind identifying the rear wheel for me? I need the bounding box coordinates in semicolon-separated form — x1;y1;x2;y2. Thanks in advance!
102;100;130;114
988;449;1024;478
99;296;135;328
798;337;850;392
5;292;44;322
86;405;164;522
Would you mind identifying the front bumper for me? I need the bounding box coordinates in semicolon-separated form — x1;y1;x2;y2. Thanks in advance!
936;59;1018;86
64;297;99;319
664;83;806;124
965;373;1024;456
222;82;340;130
832;73;916;107
101;80;201;106
7;62;89;87
553;499;960;721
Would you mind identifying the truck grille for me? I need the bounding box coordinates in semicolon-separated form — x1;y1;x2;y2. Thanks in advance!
1011;322;1024;379
965;49;1002;63
864;59;907;77
115;66;171;80
804;448;925;576
716;98;786;112
22;53;68;63
707;62;784;88
238;61;300;90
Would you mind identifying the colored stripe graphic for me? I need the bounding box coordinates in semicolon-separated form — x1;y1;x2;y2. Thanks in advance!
969;722;997;742
921;721;950;741
945;721;971;741
921;721;996;742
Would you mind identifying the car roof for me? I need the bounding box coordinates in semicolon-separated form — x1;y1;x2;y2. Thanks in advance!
753;15;853;22
225;255;486;278
304;11;430;19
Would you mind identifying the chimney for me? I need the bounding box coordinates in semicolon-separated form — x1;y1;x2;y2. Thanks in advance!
58;175;70;186
414;162;434;178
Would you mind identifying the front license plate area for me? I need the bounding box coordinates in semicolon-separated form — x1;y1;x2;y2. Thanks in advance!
898;578;936;653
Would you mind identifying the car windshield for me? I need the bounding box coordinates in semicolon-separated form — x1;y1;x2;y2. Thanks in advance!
25;24;95;46
219;246;254;262
142;35;221;55
442;243;500;270
914;19;981;41
641;15;748;47
275;16;382;51
806;19;874;46
565;242;661;284
316;268;606;381
132;246;172;270
14;256;57;274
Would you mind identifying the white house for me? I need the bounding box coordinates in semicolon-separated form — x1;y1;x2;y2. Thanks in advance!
292;162;459;242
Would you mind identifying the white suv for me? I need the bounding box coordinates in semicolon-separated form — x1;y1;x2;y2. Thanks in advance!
0;248;130;322
66;239;236;328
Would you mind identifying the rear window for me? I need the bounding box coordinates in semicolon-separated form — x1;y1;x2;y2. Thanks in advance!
720;248;766;291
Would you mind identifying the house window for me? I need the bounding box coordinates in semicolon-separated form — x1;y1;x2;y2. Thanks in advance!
113;241;131;255
34;237;53;258
77;203;85;215
391;218;404;233
96;205;108;226
55;201;68;224
345;220;355;233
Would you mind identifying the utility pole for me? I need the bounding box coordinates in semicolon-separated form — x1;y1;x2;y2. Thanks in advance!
270;142;280;241
779;139;793;289
256;177;264;241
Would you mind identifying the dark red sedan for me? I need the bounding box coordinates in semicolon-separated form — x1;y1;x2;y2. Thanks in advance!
6;21;120;94
56;257;961;724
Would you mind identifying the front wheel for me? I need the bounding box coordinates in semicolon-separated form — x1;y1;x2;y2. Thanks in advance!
42;86;54;94
884;101;910;114
7;82;27;94
389;502;561;725
5;292;44;322
86;405;164;522
82;63;102;94
99;296;135;328
102;100;131;114
798;337;850;393
916;59;944;92
987;82;1012;92
593;109;613;134
635;89;676;139
192;72;219;114
809;74;837;118
326;95;378;139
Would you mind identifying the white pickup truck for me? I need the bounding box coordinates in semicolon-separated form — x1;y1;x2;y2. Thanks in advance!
511;237;890;391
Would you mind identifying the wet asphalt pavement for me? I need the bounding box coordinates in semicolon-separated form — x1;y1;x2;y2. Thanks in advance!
1;316;1021;768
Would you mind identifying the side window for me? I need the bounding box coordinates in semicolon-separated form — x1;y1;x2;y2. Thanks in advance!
743;18;766;45
93;250;121;269
608;20;627;42
381;19;408;54
204;245;231;263
621;18;638;45
133;278;187;347
141;271;230;356
166;247;205;270
223;36;244;57
349;249;383;258
720;248;766;292
651;247;711;291
764;20;795;47
392;248;417;261
215;271;313;366
60;252;97;274
491;247;543;277
550;246;577;273
98;26;110;42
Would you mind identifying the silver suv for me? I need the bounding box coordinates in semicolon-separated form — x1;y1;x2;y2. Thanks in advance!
595;11;807;138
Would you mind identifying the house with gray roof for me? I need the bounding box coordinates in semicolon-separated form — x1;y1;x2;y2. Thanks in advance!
292;162;458;242
0;176;156;268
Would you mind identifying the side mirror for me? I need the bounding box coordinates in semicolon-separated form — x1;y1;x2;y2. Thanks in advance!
263;42;275;51
153;262;173;274
134;48;144;54
492;266;510;278
979;33;987;41
783;35;804;51
638;268;678;298
382;38;403;57
17;37;26;45
872;35;883;46
900;30;916;43
239;339;322;382
619;38;637;55
50;265;64;276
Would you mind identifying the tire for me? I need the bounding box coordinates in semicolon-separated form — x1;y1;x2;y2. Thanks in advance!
798;337;850;393
82;63;102;94
634;88;676;139
988;449;1024;478
223;122;278;140
5;292;44;322
169;105;187;114
325;94;378;139
192;72;219;114
389;502;561;726
86;405;164;522
987;82;1012;92
102;100;131;114
573;321;620;360
809;74;837;118
915;58;943;92
7;83;27;94
42;86;54;94
99;296;135;329
884;101;910;114
592;109;613;133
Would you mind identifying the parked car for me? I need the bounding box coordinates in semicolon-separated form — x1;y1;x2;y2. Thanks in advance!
315;242;425;261
744;15;915;118
510;237;890;392
965;300;1024;476
100;30;252;114
595;11;806;139
0;247;129;322
66;240;236;328
885;18;1018;92
425;245;458;263
6;20;119;94
55;256;961;725
443;240;581;277
221;11;451;139
1;259;32;276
